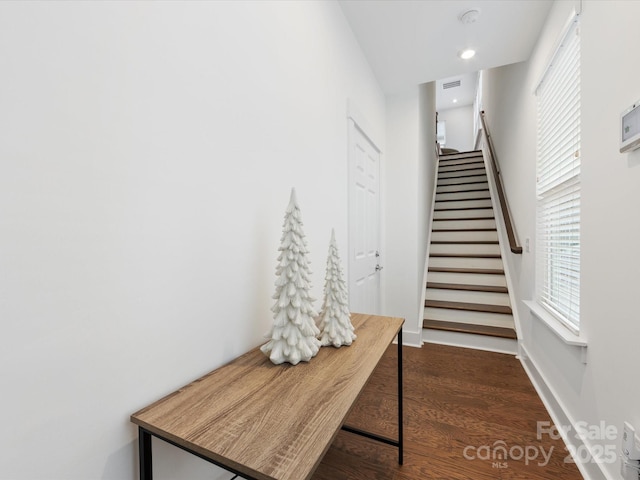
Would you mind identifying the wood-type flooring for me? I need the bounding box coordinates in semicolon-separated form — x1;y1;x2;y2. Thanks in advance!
312;342;583;480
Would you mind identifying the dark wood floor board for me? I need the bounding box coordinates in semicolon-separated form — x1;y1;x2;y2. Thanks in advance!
312;342;582;480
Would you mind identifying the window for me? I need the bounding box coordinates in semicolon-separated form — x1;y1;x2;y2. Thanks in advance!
535;15;581;333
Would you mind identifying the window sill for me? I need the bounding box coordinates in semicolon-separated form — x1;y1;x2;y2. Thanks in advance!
523;300;588;363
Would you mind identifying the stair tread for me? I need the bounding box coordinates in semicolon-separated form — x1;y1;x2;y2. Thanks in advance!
432;228;497;232
430;253;501;258
438;172;487;180
433;216;495;221
439;151;483;160
429;266;504;274
425;299;512;314
435;197;491;203
423;319;517;339
438;163;485;173
427;282;508;293
437;182;489;190
434;207;493;212
437;179;488;186
436;187;490;194
431;240;499;245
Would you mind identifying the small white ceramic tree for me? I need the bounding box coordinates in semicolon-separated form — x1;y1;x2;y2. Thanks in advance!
317;229;356;348
261;188;321;365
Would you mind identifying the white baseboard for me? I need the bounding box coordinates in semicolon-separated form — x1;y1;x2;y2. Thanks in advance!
519;345;612;480
422;328;517;355
400;329;423;348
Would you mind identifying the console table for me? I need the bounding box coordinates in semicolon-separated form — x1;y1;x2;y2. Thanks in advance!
130;313;404;480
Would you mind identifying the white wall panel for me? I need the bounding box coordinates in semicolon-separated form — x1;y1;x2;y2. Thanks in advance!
0;2;385;479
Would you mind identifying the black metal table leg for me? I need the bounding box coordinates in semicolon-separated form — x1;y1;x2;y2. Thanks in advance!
139;427;153;480
397;328;404;465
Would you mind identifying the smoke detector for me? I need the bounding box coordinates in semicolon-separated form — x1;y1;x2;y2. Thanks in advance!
459;9;480;24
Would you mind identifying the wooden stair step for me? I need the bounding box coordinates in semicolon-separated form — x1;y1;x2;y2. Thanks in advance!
436;179;487;187
437;179;488;188
430;241;499;248
438;162;485;173
435;196;491;203
433;216;495;221
438;171;487;180
424;299;512;315
422;319;517;339
434;206;493;212
430;253;501;258
439;151;483;161
427;282;508;294
432;228;497;232
428;266;504;275
437;187;490;194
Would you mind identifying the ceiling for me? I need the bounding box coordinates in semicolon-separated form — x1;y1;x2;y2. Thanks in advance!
338;0;553;95
436;72;478;111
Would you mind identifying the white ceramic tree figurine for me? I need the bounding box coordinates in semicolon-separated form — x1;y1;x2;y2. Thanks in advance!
317;229;356;348
261;188;321;365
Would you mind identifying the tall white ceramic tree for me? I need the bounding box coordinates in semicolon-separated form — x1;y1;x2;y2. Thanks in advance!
317;229;356;347
261;188;321;365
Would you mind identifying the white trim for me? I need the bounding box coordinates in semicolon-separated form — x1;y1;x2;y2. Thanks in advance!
519;344;614;480
400;329;423;348
524;300;587;348
481;142;522;340
347;98;382;153
418;149;442;341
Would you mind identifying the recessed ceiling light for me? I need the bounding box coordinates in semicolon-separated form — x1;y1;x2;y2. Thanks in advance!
459;49;476;60
453;98;458;103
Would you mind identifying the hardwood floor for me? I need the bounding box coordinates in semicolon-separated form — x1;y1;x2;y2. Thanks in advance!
312;343;583;480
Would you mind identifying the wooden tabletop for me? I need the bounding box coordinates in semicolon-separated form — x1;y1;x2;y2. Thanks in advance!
131;313;404;480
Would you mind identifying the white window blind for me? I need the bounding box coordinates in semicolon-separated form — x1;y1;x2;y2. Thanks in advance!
535;15;581;333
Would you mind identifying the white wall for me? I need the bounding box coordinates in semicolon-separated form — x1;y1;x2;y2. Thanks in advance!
482;2;640;479
0;2;385;479
383;89;421;341
383;83;436;345
438;105;475;152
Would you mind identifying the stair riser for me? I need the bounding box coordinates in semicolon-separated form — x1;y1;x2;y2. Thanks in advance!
439;152;483;161
435;199;493;210
432;219;496;230
431;230;498;242
427;271;507;287
438;162;485;173
424;307;515;329
429;243;501;255
438;175;488;186
428;256;504;270
436;190;490;202
425;288;511;306
437;182;489;193
439;168;487;179
433;208;493;220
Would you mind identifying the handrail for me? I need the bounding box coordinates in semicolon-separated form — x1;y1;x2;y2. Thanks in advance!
479;111;523;254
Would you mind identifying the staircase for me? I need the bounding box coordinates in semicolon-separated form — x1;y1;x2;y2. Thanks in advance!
423;150;517;341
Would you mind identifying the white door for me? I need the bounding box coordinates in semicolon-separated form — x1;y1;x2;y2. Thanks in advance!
348;119;381;314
